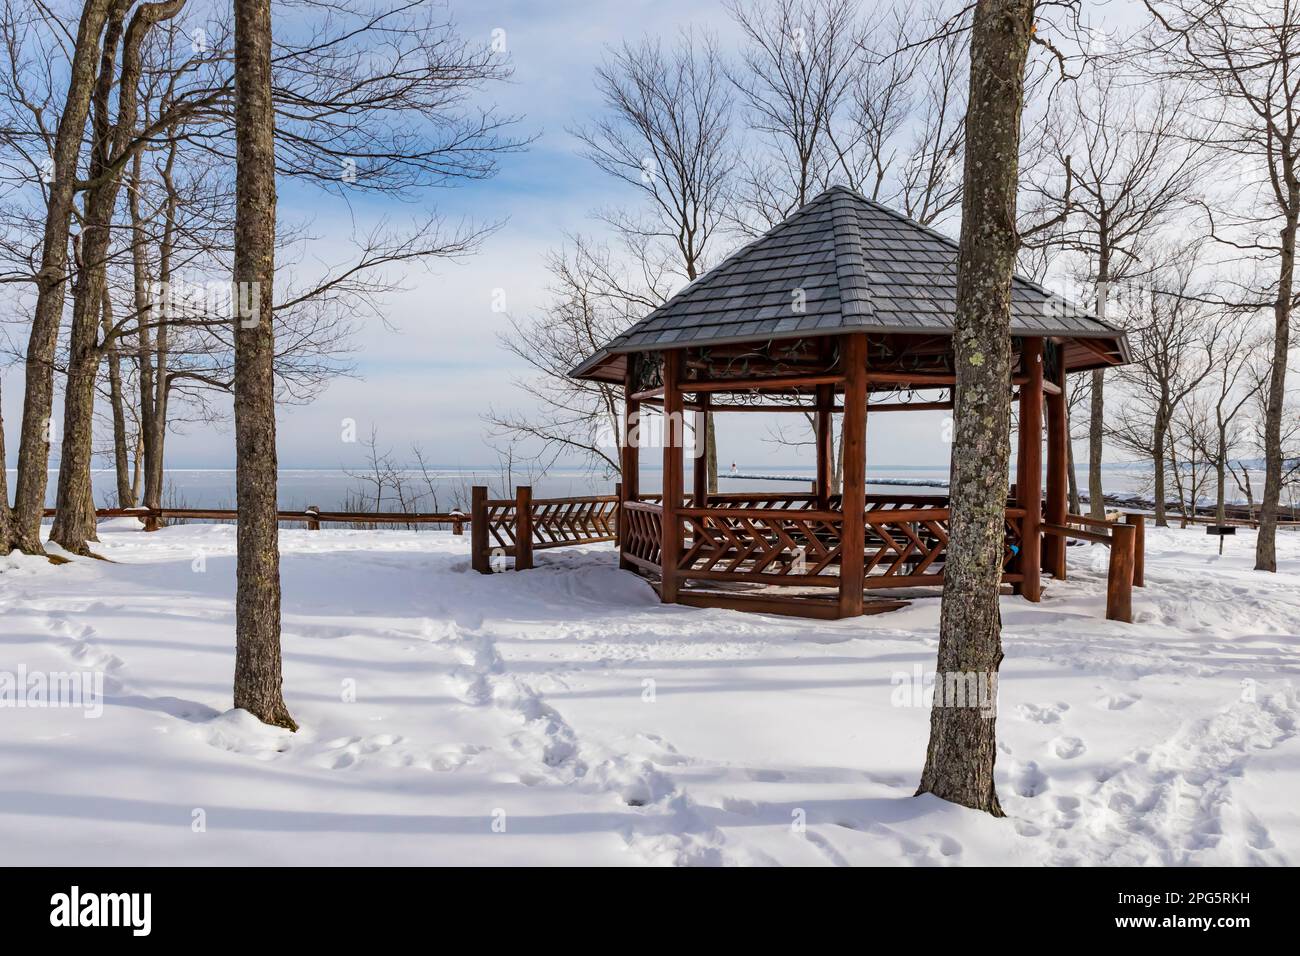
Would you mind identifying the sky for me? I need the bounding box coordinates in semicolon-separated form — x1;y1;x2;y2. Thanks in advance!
0;0;1145;476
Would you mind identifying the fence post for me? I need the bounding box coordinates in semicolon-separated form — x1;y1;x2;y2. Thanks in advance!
515;486;533;571
613;481;623;547
471;486;490;574
1106;524;1136;623
451;511;464;536
305;505;320;531
1125;512;1145;587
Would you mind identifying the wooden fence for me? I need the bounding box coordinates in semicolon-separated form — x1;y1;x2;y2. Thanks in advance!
1043;512;1144;623
49;491;1148;623
43;506;468;533
469;485;620;573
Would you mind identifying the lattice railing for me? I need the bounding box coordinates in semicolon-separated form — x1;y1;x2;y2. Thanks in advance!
530;497;618;550
622;503;663;569
616;501;1028;590
676;506;844;586
471;488;619;572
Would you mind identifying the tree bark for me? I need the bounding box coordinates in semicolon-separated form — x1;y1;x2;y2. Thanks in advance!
1087;369;1105;518
706;410;718;494
917;0;1032;817
6;0;113;554
1066;415;1081;515
103;289;135;509
1256;196;1297;572
232;0;295;730
1152;415;1168;527
0;386;12;547
51;0;185;554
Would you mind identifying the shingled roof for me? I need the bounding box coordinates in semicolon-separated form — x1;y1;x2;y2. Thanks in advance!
570;186;1127;382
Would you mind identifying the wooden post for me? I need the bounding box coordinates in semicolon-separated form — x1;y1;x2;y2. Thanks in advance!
816;382;834;508
693;394;709;506
1106;523;1135;623
304;505;320;531
613;481;623;546
621;363;641;571
661;350;684;603
1017;338;1043;602
471;485;490;574
1044;346;1068;580
1125;512;1145;587
451;511;464;536
839;334;867;618
515;485;533;571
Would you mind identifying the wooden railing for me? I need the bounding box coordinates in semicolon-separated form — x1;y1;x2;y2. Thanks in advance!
470;485;619;573
43;505;468;533
646;501;1026;591
1042;512;1144;623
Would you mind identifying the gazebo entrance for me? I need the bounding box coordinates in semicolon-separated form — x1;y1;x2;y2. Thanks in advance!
570;187;1133;620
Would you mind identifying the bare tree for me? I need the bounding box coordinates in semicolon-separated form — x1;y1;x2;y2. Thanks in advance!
1144;0;1300;571
725;0;861;229
917;0;1036;817
488;235;672;473
1106;252;1218;525
50;0;188;555
230;0;293;730
1022;63;1207;519
567;32;735;489
1197;313;1264;544
835;3;968;226
4;0;114;554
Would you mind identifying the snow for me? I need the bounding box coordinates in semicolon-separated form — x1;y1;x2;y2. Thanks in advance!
1;518;1297;866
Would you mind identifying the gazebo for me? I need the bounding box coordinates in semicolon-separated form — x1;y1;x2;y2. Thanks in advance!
570;186;1130;619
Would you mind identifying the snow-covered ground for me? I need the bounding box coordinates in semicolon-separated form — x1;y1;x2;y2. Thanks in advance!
1;519;1297;866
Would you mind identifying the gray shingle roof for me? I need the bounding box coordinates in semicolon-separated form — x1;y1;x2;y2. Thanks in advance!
571;186;1125;380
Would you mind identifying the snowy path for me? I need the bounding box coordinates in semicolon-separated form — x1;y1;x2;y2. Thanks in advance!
1;520;1297;865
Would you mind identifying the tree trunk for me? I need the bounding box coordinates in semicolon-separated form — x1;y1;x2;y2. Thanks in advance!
1066;416;1081;515
0;386;12;547
917;0;1032;817
103;291;135;509
1256;199;1296;572
706;410;718;494
232;0;295;730
6;0;113;554
1088;373;1105;516
1087;253;1109;520
1152;416;1168;527
51;0;184;554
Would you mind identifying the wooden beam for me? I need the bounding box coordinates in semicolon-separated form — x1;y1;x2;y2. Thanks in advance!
866;400;953;413
816;382;834;508
620;363;641;572
1107;524;1135;623
864;371;954;386
839;334;867;617
1044;349;1068;580
685;372;843;393
514;486;533;571
1017;337;1043;602
660;350;684;603
693;394;709;506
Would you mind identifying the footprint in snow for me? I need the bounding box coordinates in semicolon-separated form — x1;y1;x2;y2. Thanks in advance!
1051;736;1087;759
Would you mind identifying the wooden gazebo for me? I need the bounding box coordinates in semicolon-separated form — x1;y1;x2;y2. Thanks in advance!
571;187;1130;619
